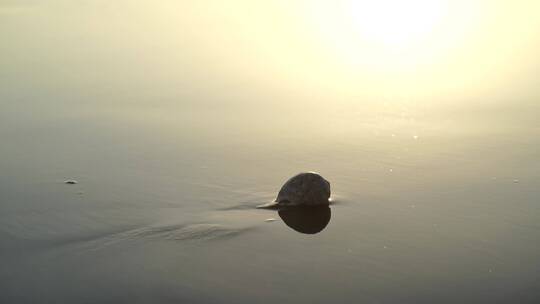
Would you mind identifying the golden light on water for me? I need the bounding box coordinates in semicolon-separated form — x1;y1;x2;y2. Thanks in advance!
301;0;540;104
2;0;540;109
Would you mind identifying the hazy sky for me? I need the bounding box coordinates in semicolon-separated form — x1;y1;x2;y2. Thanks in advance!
2;0;540;112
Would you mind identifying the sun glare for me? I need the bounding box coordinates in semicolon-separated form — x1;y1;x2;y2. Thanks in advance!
345;0;445;46
308;0;479;75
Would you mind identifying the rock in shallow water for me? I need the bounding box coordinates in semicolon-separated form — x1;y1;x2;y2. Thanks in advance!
258;172;331;208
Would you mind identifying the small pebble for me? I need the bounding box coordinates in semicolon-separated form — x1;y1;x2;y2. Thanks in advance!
64;180;78;185
513;179;519;183
265;218;276;222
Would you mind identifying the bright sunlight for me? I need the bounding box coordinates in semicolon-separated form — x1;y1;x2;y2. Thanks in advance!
308;0;471;68
345;0;445;46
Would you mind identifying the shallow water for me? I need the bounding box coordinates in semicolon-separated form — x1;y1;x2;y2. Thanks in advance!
2;98;539;304
2;2;540;303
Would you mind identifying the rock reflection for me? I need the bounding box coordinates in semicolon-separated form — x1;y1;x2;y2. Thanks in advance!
278;205;331;234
